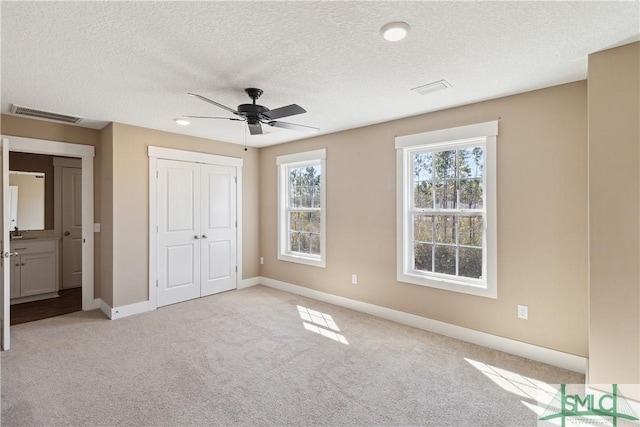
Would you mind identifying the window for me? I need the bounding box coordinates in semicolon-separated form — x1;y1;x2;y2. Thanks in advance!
277;149;326;267
396;121;498;298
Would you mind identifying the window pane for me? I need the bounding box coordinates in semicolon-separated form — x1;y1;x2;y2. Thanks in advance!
289;211;321;234
414;181;433;209
310;234;320;255
434;150;456;179
434;180;457;209
413;152;433;181
289;231;300;252
414;243;433;272
289;165;320;209
299;232;310;254
434;245;456;275
433;215;456;244
459;179;483;209
457;147;483;179
413;215;433;243
459;216;483;247
305;212;320;233
459;247;482;279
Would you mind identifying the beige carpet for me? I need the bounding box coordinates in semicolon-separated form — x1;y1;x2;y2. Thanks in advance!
1;285;583;426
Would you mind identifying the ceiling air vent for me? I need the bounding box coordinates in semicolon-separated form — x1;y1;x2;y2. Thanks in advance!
411;79;452;96
9;104;83;124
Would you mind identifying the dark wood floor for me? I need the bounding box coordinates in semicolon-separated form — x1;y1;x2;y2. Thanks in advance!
11;287;82;325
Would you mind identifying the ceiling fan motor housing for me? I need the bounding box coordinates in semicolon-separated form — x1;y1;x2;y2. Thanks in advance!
237;103;269;124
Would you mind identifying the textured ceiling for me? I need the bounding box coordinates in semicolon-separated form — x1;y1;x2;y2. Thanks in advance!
2;1;639;148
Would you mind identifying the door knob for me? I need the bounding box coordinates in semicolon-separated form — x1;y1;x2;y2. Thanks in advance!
202;235;207;239
194;235;200;239
64;231;70;236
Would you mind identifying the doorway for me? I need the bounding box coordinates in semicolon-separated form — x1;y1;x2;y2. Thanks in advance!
1;135;95;350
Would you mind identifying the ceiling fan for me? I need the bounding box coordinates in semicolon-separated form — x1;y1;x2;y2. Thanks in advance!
184;88;318;135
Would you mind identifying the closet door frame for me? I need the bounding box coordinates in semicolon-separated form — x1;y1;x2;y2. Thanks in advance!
148;146;243;310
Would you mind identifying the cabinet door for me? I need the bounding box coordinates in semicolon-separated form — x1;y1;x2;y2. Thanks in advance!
20;253;57;297
10;258;20;299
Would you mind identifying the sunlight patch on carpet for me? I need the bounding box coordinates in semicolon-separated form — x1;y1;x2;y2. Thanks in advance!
298;305;349;345
465;357;563;419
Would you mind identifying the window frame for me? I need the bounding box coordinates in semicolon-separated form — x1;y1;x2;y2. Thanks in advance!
395;121;498;298
277;149;327;268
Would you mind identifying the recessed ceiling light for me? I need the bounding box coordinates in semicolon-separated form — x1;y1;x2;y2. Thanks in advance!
174;118;190;126
380;22;410;42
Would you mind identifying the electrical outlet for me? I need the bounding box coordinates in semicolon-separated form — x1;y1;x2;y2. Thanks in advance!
517;305;528;320
259;257;264;265
351;274;358;285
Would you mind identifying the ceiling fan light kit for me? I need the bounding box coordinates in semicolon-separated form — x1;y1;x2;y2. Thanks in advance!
185;88;318;136
380;21;410;42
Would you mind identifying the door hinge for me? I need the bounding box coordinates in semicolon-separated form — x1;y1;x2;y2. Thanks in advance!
156;170;159;178
235;221;237;228
156;225;159;233
234;176;237;184
156;279;158;288
235;266;238;272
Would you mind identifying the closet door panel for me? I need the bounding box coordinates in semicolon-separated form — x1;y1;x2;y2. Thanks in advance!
201;164;237;296
157;159;201;307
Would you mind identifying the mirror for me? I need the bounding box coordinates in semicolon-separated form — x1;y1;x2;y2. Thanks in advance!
9;171;45;231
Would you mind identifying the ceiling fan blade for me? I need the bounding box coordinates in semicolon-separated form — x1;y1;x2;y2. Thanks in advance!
248;122;263;135
183;115;243;121
268;121;319;133
262;104;306;120
188;93;238;115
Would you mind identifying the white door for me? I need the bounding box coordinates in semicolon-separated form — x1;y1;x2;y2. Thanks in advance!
1;138;10;350
62;167;82;288
157;159;201;307
200;164;237;296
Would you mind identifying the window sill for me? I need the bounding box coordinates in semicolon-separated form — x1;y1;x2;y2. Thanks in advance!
398;271;496;299
278;253;325;268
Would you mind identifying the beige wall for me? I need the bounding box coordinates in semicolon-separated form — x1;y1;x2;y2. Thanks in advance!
1;114;102;298
260;81;589;356
109;123;260;307
588;42;640;396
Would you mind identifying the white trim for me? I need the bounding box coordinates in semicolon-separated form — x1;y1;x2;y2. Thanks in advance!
239;277;261;289
5;135;95;158
148;146;242;167
110;300;154;320
395;120;499;149
98;298;153;320
395;122;498;299
276;148;326;165
148;146;243;310
2;135;96;313
258;276;587;374
99;299;112;319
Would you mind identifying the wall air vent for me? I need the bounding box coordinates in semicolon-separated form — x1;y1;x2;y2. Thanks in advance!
411;79;452;96
9;104;83;124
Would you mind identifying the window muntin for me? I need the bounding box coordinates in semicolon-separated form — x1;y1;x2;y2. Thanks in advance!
396;121;497;298
277;149;326;267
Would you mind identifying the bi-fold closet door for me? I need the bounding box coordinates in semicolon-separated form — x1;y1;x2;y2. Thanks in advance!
156;159;237;308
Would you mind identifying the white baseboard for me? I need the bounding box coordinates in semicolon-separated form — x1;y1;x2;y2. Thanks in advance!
100;299;155;320
239;277;261;289
259;276;587;374
99;299;112;319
